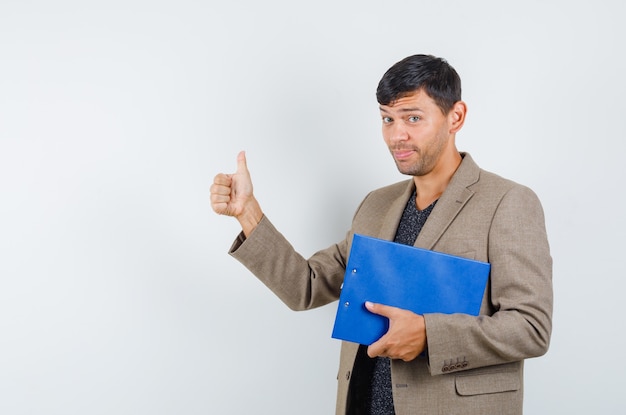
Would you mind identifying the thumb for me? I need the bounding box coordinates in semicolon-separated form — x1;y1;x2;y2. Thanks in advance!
365;301;395;318
236;150;249;175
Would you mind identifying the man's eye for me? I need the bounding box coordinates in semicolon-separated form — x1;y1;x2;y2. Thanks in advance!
408;116;420;122
382;117;393;123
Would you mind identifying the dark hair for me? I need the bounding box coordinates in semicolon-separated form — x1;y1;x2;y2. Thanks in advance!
376;54;462;113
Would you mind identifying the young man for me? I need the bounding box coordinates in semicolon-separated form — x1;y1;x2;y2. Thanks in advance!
210;54;552;415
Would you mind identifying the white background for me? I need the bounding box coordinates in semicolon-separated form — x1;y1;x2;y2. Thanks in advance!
1;1;624;414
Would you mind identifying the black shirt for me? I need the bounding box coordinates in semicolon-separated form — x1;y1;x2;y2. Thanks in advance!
347;190;436;415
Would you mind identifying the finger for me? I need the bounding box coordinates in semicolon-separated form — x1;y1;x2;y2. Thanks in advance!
367;337;388;358
213;173;232;187
210;182;232;196
211;200;227;214
210;189;230;211
365;301;396;318
210;192;231;204
236;151;249;175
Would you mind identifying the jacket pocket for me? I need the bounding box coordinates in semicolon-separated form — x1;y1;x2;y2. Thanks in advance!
455;369;520;396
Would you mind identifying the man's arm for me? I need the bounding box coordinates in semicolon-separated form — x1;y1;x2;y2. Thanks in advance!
424;185;553;375
211;152;349;311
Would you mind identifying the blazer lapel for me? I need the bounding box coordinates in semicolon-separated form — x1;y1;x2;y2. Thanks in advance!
415;153;480;250
377;180;415;241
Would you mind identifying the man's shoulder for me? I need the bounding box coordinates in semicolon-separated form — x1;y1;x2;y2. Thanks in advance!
369;179;413;197
476;168;517;189
350;180;412;233
460;154;531;195
474;167;536;197
361;179;413;209
467;163;543;211
351;180;411;219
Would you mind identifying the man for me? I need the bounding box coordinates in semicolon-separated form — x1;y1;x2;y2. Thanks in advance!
210;54;552;415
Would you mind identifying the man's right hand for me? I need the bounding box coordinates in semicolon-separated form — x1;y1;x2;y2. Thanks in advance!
210;151;263;236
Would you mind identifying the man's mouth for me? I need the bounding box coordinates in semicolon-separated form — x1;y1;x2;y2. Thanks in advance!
392;149;416;160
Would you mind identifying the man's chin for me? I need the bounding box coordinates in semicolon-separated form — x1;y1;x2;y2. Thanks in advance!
394;161;422;177
399;168;431;178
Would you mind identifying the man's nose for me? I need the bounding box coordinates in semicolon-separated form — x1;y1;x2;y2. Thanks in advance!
389;122;409;142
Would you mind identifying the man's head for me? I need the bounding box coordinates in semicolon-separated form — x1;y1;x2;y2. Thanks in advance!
377;54;466;181
376;54;462;114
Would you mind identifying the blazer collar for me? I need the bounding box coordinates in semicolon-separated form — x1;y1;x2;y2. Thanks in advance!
377;152;480;249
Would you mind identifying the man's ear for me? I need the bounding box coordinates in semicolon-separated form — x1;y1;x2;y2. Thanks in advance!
449;101;467;133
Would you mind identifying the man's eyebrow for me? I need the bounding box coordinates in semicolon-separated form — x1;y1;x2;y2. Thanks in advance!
379;106;424;113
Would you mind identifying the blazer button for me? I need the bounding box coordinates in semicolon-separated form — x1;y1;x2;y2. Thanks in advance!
345;370;351;380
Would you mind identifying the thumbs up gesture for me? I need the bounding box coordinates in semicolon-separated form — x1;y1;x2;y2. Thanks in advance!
210;151;263;236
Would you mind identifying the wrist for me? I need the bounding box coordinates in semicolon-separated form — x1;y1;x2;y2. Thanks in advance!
237;197;263;237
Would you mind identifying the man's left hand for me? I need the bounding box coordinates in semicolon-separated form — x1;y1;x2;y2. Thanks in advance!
365;301;427;362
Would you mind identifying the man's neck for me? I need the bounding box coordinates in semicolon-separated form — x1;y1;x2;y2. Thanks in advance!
413;151;463;210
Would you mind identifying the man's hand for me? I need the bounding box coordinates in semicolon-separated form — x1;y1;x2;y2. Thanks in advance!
210;151;263;236
365;301;427;362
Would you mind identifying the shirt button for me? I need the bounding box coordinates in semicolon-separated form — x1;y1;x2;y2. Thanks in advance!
345;370;351;380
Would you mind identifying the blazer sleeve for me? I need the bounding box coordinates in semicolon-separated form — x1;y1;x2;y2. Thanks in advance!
424;184;553;374
228;215;350;311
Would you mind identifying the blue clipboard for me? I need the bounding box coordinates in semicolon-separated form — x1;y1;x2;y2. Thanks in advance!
331;234;490;345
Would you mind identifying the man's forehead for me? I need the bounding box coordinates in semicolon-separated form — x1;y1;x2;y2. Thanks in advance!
379;90;434;111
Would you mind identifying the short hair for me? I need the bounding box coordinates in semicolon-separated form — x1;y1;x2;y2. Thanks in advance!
376;54;462;113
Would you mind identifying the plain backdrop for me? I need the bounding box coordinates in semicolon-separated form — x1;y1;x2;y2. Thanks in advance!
1;0;624;414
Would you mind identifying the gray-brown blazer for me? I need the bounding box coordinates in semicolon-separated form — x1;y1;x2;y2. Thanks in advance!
230;153;553;415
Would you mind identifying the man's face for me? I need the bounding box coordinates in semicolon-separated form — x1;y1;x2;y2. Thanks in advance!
380;90;453;177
